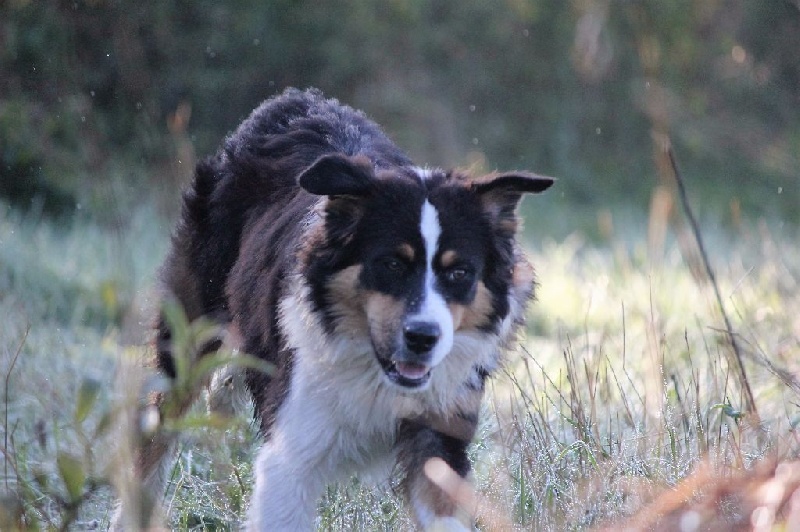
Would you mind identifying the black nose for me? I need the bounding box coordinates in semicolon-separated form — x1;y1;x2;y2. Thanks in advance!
403;321;441;354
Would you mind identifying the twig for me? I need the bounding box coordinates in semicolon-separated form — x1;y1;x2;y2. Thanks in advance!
664;144;758;420
5;325;30;489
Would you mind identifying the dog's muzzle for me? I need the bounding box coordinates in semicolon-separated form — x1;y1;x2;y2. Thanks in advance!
379;320;441;389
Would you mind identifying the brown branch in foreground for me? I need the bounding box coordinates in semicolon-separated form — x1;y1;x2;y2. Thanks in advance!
664;143;758;420
598;459;800;531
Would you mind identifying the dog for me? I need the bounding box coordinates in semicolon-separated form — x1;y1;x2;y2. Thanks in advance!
128;88;552;530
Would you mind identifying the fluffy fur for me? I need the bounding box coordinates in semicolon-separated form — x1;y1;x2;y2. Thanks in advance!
129;88;553;530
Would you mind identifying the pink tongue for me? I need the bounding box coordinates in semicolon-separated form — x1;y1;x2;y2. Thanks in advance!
394;362;430;380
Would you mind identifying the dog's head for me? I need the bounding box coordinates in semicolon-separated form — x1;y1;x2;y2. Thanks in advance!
298;153;553;391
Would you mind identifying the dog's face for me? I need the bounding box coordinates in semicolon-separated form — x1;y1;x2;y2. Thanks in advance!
298;154;552;391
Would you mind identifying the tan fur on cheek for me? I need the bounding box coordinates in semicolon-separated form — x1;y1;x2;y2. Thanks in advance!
364;292;405;355
326;265;369;334
450;282;493;331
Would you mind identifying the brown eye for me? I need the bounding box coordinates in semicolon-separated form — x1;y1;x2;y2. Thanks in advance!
382;257;405;274
445;267;471;283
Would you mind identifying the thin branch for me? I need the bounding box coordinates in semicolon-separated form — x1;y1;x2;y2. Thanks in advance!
5;325;30;489
665;144;758;420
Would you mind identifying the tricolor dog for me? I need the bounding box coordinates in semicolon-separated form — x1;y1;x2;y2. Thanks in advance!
132;88;552;530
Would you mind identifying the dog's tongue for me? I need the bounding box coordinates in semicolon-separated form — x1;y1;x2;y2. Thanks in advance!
394;362;430;380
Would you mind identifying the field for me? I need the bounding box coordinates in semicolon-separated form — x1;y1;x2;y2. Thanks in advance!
1;194;799;530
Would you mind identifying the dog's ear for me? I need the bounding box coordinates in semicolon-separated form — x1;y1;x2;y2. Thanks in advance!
298;153;374;197
472;172;554;232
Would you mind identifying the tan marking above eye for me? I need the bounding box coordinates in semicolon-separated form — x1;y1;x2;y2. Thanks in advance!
439;250;459;269
396;243;415;262
449;281;493;331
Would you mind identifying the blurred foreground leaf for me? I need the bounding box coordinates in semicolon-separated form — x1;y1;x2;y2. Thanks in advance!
712;403;745;422
75;377;102;424
57;452;85;503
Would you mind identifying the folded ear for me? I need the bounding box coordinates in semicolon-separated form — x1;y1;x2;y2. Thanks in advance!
297;153;375;197
472;172;554;197
472;172;555;232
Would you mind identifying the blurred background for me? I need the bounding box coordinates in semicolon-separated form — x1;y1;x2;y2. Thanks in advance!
1;0;798;237
1;3;799;528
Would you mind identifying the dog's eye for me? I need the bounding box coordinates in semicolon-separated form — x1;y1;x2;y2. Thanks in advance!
444;266;472;283
381;257;406;274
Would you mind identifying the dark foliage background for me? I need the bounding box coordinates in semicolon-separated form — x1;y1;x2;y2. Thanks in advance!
1;0;798;232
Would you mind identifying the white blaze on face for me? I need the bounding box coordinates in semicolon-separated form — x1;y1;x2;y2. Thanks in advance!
416;199;454;367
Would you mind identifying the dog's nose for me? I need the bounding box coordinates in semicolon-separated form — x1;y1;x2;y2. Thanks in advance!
403;321;441;354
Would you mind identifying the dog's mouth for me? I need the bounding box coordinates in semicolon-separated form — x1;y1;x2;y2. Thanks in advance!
378;358;432;389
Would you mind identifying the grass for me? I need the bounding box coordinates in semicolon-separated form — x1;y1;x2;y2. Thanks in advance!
0;195;798;530
495;231;800;528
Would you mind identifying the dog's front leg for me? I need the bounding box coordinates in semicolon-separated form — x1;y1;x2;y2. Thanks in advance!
246;434;327;531
396;418;477;531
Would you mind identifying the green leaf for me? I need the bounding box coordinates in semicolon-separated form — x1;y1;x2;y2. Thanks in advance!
57;452;85;502
94;410;113;438
161;300;191;380
163;412;236;432
31;467;49;490
711;402;745;421
190;351;274;391
188;318;225;356
554;440;598;469
75;377;101;423
99;279;119;317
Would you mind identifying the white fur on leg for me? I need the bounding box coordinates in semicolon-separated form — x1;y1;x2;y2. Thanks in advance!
246;439;325;531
